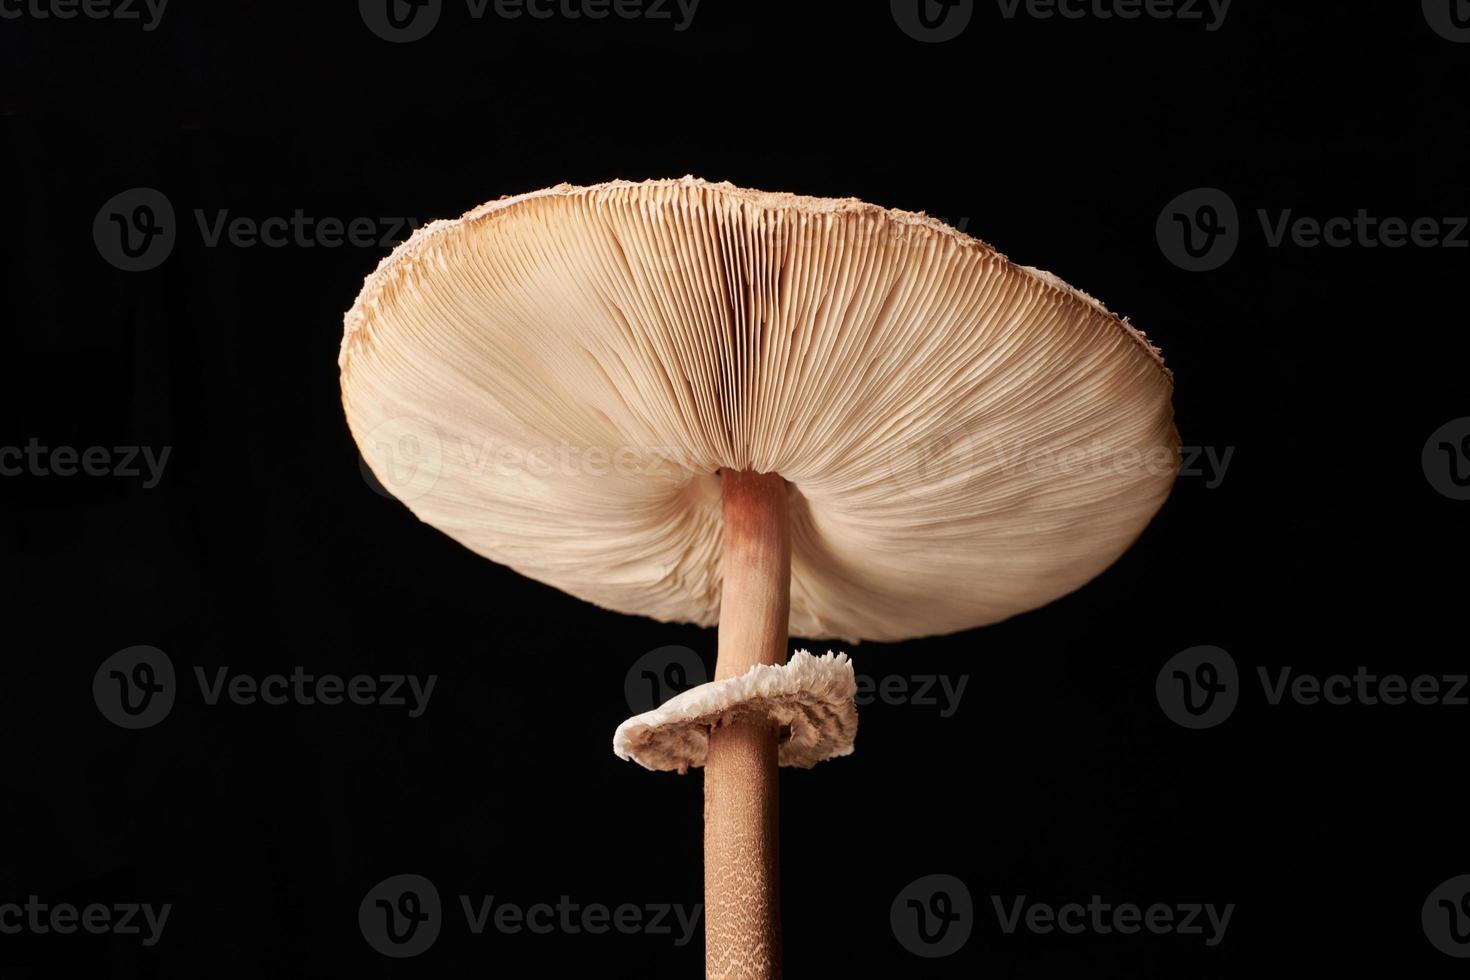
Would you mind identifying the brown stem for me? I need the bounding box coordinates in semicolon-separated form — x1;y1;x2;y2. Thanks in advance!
704;469;788;979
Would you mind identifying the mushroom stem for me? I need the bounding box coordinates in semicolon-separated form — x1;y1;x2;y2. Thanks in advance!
705;469;788;979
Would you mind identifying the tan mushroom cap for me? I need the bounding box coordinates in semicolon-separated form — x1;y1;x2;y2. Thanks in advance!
341;177;1178;644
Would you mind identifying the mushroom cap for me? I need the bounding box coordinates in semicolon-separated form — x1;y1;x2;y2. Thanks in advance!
341;177;1178;643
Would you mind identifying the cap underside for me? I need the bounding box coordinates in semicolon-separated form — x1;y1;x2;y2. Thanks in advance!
342;177;1178;643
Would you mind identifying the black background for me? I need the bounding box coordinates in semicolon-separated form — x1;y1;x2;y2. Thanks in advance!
2;1;1466;976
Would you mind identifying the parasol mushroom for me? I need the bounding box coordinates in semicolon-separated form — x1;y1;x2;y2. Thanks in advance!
340;177;1178;978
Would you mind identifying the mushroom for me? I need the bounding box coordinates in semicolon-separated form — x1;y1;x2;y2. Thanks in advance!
340;177;1178;978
